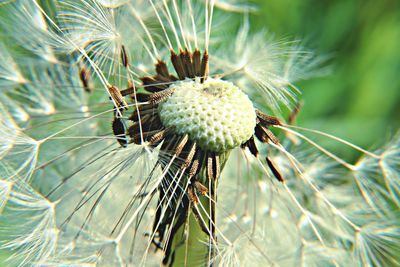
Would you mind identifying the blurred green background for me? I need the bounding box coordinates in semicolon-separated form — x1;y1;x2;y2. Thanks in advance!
250;0;400;160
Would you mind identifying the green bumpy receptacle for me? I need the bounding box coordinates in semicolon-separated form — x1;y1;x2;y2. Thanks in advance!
159;78;256;152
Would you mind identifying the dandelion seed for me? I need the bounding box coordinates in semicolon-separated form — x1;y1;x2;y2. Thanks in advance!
0;104;39;181
0;177;58;266
355;222;400;267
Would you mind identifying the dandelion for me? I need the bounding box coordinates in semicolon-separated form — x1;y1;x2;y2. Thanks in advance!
0;1;399;267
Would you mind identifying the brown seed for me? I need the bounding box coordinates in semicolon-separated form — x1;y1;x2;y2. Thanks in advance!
193;180;208;195
255;124;280;145
149;87;175;104
207;153;220;181
207;155;214;181
188;157;201;179
193;49;201;77
131;93;150;102
156;60;170;77
200;50;209;82
174;135;189;156
266;156;284;183
181;142;197;169
214;154;220;179
112;118;127;147
263;127;280;145
141;76;168;93
132;129;163;144
154;74;173;83
170;49;186;80
149;127;173;145
255;124;269;143
120;80;135;97
121;45;129;68
79;66;93;93
256;110;282;126
183;49;195;78
187;186;199;204
241;136;259;157
108;85;128;110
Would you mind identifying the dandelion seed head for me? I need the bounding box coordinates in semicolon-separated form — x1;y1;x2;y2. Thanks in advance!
159;78;256;152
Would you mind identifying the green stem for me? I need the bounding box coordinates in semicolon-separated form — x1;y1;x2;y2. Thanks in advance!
170;152;230;267
171;196;212;267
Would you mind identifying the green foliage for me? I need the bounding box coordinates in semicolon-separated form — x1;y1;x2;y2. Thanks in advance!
251;0;400;160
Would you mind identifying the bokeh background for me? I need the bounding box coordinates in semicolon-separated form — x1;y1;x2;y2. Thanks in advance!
250;0;400;160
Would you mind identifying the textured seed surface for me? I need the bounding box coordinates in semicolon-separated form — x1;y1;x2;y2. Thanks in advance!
159;78;256;152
